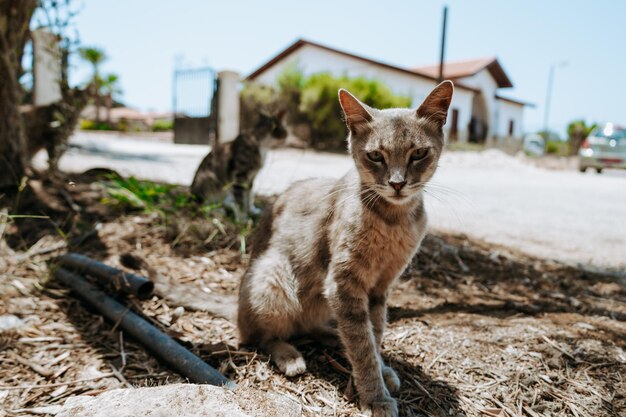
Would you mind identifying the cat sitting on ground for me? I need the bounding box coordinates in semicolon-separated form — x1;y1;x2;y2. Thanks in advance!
237;81;454;417
190;111;287;219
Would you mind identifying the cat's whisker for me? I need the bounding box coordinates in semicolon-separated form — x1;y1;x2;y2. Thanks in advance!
424;187;469;202
424;184;474;209
423;188;467;226
326;189;366;218
408;180;473;208
361;192;378;210
366;193;383;212
319;185;359;202
425;181;469;196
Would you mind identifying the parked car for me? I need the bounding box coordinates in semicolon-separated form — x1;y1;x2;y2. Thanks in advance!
579;123;626;173
522;134;545;156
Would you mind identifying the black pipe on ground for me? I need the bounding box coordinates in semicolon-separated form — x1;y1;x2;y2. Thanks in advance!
58;253;154;299
54;267;235;388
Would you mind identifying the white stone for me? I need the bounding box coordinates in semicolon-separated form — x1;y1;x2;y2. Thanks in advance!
55;384;300;417
0;315;25;331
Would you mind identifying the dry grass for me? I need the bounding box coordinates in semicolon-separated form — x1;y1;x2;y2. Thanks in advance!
0;175;624;416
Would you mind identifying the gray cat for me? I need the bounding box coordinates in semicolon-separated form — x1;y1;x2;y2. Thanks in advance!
190;111;287;219
237;81;453;417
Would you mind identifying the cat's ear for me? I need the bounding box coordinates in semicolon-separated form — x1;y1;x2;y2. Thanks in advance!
416;81;454;127
338;89;373;133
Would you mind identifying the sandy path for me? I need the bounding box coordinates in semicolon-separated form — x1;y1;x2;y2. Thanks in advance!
41;132;626;271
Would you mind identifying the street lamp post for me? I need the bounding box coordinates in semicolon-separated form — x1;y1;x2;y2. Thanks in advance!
543;61;568;136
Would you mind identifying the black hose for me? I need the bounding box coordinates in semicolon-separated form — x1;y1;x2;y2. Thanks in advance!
54;267;235;388
58;253;154;299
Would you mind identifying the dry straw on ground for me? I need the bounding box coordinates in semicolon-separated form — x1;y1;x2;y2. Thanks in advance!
0;175;624;416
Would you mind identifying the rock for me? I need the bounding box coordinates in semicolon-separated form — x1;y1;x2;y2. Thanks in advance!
573;322;595;331
568;297;582;308
0;315;25;331
56;384;300;417
590;282;622;296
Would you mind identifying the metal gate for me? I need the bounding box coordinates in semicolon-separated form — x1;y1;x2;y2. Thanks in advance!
172;67;218;145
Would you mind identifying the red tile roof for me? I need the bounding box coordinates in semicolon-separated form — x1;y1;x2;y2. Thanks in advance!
247;39;529;104
246;39;479;93
412;57;513;88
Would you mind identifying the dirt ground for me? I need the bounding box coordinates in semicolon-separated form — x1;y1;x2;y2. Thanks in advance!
0;174;624;417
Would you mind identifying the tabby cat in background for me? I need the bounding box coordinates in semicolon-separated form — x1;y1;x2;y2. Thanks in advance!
191;111;286;220
238;82;454;417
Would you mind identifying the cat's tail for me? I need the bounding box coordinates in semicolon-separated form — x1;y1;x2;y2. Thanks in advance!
120;253;237;322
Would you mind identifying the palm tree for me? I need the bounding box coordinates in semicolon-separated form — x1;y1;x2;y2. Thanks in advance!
567;120;597;155
100;73;122;124
79;47;107;122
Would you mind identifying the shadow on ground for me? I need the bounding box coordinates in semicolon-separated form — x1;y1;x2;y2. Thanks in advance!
3;174;624;416
394;234;626;344
2;170;116;253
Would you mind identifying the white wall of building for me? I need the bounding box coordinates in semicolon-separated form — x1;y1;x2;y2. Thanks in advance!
456;69;499;138
494;99;525;138
253;44;476;142
447;90;473;143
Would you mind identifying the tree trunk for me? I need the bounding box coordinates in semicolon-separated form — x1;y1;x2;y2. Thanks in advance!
0;0;37;189
568;129;586;156
95;94;102;124
106;93;112;124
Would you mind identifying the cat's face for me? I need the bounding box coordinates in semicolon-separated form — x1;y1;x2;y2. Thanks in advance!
257;110;288;142
339;82;453;205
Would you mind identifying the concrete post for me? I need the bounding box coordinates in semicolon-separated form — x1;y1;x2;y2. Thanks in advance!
217;70;240;143
32;29;62;106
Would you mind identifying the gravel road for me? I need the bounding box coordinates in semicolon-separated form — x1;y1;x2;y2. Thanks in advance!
38;132;626;271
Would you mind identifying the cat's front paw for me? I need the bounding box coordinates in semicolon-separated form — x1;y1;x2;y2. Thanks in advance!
278;356;307;377
362;397;398;417
382;366;401;393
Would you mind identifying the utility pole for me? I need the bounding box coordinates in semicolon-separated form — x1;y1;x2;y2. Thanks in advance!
438;6;448;83
543;61;568;135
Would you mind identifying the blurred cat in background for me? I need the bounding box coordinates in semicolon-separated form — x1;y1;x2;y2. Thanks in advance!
191;110;286;220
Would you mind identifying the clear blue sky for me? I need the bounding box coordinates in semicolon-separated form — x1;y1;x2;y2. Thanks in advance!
71;0;626;136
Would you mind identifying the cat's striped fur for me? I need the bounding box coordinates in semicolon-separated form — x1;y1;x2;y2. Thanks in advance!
238;82;454;417
191;112;286;219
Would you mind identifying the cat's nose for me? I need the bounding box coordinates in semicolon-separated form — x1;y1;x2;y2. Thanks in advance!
388;179;407;191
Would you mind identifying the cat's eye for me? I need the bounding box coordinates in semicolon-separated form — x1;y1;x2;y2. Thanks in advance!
410;148;429;162
366;151;384;163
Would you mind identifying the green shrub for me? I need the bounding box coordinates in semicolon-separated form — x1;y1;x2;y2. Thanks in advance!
300;72;410;149
446;142;486;152
152;119;174;132
102;174;193;213
81;120;114;131
239;83;281;130
240;68;410;150
545;140;569;155
99;174;253;253
567;119;597;156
